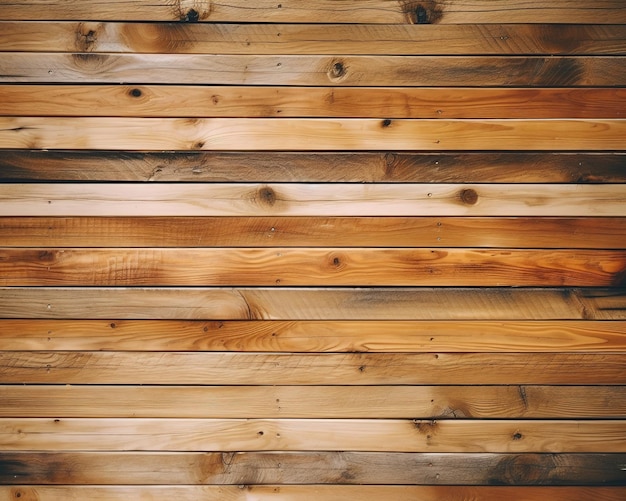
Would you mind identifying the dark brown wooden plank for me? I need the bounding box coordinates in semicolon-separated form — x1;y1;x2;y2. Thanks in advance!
1;288;624;320
1;54;623;86
1;452;625;485
2;23;625;55
1;217;625;249
1;248;624;287
2;319;624;352
2;86;625;118
2;385;624;419
2;151;623;183
0;0;624;24
1;352;623;385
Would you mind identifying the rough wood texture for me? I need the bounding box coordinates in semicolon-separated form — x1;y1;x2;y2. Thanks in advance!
3;23;626;55
2;54;624;86
2;452;625;485
1;352;624;385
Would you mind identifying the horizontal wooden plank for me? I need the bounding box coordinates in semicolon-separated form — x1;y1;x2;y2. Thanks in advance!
2;319;624;353
1;352;623;385
2;385;624;419
3;22;625;55
3;452;625;486
2;486;625;501
1;248;624;287
3;184;626;217
1;287;624;320
2;217;625;249
2;54;623;86
2;151;624;183
2;86;625;119
0;0;624;24
1;418;624;452
3;118;625;151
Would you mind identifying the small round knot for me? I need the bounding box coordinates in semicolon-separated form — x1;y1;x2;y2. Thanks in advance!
459;188;478;205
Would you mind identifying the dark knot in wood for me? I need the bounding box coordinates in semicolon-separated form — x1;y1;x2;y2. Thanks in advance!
460;188;479;205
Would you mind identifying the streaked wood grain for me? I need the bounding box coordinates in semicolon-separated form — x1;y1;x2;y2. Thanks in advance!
2;385;624;419
1;352;623;385
2;54;622;86
2;319;624;352
2;217;625;249
2;23;625;55
2;86;624;118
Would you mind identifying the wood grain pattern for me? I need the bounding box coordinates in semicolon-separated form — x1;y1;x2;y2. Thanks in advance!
1;418;624;452
2;86;624;118
2;319;624;352
1;486;626;501
1;287;624;320
2;452;625;485
1;248;624;287
2;385;624;418
2;184;626;217
2;217;625;249
3;151;624;183
1;352;624;385
0;0;624;24
2;23;625;55
2;54;623;86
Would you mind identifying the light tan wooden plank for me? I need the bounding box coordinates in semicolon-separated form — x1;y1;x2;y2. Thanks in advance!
2;22;625;55
1;319;624;353
2;184;626;217
3;452;625;485
0;0;624;24
2;151;624;183
1;385;624;419
3;117;625;151
1;418;624;452
2;217;625;249
1;287;623;320
2;85;624;118
1;54;622;86
1;248;624;287
1;352;623;385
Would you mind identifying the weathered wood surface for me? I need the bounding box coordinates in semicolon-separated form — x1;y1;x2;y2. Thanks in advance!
1;319;624;353
1;486;625;501
1;418;624;452
2;54;624;86
1;352;624;385
1;248;624;287
2;385;624;419
2;184;625;217
2;217;625;249
2;452;624;485
3;23;625;55
3;86;625;118
0;0;624;24
2;151;624;183
2;287;624;320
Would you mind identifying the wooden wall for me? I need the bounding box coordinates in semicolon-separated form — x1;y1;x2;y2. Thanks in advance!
1;1;626;499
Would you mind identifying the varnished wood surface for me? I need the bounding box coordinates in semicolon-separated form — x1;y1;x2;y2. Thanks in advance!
2;184;625;217
2;452;625;485
1;319;624;352
1;352;624;385
2;151;624;183
2;23;625;55
1;248;624;287
2;217;625;249
1;418;624;452
1;486;625;501
0;0;624;24
2;385;624;418
1;287;624;320
2;86;624;118
2;54;623;86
